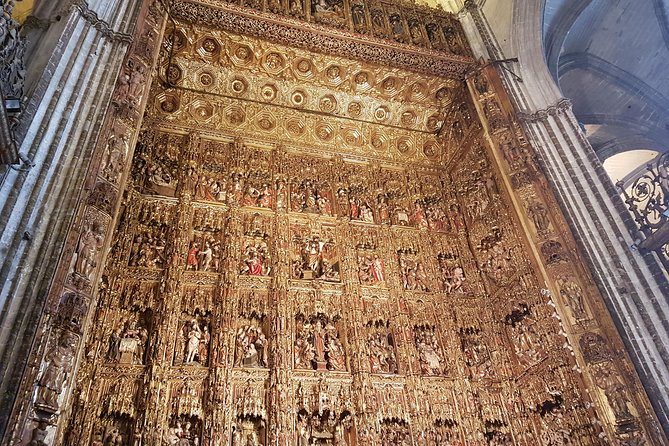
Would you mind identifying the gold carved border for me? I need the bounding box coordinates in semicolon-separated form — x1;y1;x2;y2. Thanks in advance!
170;0;474;79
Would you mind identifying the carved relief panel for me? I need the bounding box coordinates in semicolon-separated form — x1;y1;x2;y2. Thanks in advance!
32;8;664;446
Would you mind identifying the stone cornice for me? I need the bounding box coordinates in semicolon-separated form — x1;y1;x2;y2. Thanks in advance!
517;98;572;123
71;0;134;43
169;0;475;79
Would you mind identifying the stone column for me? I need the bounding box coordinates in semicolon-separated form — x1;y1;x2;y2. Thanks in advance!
0;0;148;443
460;0;669;434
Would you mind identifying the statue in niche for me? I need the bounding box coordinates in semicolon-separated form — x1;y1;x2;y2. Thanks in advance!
483;244;514;283
28;421;48;446
389;14;404;37
129;230;166;268
292;235;339;281
409;20;424;45
228;173;245;206
527;200;550;233
198;242;213;272
257;183;273;208
442;24;464;55
448;203;465;231
371;9;385;31
398;251;430;292
114;59;146;113
312;0;342;17
101;131;129;183
147;163;177;195
358;254;385;285
166;417;201;446
459;326;492;379
179;319;209;365
381;419;411;446
438;254;468;294
289;0;303;15
235;323;268;368
376;193;391;225
295;315;345;371
593;367;634;421
186;238;221;272
505;304;543;367
275;178;287;211
557;277;588;320
240;238;271;276
194;174;227;203
297;417;310;446
199;326;210;365
267;0;281;12
102;427;126;446
414;326;446;376
107;316;149;365
367;321;398;374
292;180;332;215
351;4;365;27
35;331;77;413
186;242;199;270
426;23;442;48
72;221;105;280
359;201;374;223
426;204;447;232
411;201;429;229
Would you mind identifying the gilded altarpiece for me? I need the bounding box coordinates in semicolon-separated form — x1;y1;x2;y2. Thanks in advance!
6;1;667;446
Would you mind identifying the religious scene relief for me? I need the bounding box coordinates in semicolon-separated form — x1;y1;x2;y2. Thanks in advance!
294;313;346;372
14;7;664;446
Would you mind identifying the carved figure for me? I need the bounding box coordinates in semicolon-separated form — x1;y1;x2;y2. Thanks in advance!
28;421;48;446
415;328;445;375
73;221;105;280
35;331;77;413
186;242;199;270
528;200;550;233
368;327;397;374
186;320;202;363
358;255;384;285
101;132;130;183
198;242;213;271
240;239;271;276
236;324;268;368
557;278;588;320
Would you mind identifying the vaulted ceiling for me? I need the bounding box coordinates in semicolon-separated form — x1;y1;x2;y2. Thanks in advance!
543;0;669;160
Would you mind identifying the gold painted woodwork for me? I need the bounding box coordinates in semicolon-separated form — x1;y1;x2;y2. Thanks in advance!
11;1;665;446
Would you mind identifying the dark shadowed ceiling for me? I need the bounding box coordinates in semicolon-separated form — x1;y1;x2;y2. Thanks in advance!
543;0;669;161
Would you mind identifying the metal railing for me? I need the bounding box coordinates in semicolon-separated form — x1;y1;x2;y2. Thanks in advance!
617;152;669;272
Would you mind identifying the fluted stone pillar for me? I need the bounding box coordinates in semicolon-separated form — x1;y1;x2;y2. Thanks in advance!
460;0;669;433
0;0;142;441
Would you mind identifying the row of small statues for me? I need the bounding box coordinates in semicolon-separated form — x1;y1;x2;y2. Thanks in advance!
142;164;466;232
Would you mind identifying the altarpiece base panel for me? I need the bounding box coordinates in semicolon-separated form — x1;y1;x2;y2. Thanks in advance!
4;1;666;445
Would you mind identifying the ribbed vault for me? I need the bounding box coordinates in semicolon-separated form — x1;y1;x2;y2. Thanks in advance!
543;0;669;163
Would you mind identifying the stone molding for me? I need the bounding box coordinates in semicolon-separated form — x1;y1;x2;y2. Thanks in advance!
71;0;134;43
517;98;573;122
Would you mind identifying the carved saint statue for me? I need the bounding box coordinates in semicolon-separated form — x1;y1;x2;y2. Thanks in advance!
101;132;129;183
35;331;77;413
73;221;104;280
185;320;202;363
